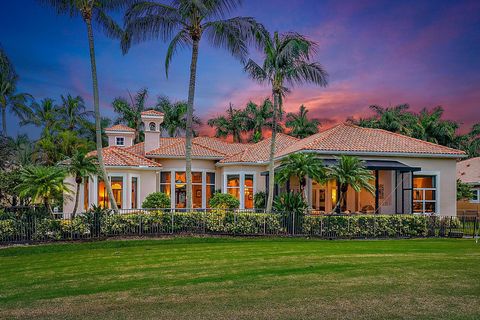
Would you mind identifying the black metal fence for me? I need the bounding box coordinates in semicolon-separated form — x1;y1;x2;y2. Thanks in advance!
1;209;479;244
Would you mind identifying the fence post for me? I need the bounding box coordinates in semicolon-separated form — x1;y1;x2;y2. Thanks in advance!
171;210;174;235
139;215;142;236
263;214;266;235
292;211;295;236
234;210;237;236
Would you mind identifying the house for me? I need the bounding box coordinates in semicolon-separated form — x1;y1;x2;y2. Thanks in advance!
457;157;480;216
63;110;466;216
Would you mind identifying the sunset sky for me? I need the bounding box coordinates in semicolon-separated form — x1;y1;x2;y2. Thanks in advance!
1;0;479;137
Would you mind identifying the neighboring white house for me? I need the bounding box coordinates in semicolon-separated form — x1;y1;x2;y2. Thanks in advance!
64;110;466;216
457;157;480;216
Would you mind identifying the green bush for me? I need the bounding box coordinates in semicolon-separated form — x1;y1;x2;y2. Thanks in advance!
0;219;16;240
142;192;171;209
273;192;307;215
209;193;240;209
254;192;267;209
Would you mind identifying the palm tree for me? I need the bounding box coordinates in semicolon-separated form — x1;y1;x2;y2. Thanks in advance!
60;94;93;131
327;155;375;213
122;0;264;209
62;151;98;217
416;106;458;147
39;0;129;212
207;103;248;142
285;105;320;138
0;46;31;136
276;153;326;201
112;88;149;143
245;31;328;211
16;165;72;215
20;98;62;136
245;98;280;142
156;96;201;137
80;117;112;147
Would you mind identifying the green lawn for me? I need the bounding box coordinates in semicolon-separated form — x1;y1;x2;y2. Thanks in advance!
1;238;479;320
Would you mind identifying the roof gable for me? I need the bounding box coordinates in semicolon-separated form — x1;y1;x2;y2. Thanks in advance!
88;146;161;167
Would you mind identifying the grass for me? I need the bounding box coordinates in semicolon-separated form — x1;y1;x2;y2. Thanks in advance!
0;237;479;320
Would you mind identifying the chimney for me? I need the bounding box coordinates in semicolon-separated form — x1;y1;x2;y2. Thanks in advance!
141;110;164;152
104;124;135;147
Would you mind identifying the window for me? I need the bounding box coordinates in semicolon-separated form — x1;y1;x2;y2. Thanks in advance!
206;173;215;208
226;175;240;200
174;172;187;208
160;172;171;196
149;122;156;131
413;175;437;214
131;177;138;209
98;177;124;209
225;173;255;209
244;174;254;209
83;178;89;211
115;137;125;146
471;189;480;203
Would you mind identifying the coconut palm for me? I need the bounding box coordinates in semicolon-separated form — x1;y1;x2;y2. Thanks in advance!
0;46;32;136
415;106;458;147
16;165;72;215
20;98;62;136
207;103;248;142
80;117;112;147
62;151;98;217
327;155;375;213
60;94;93;131
244;98;281;142
122;0;265;208
39;0;130;212
285;105;320;138
156;96;201;137
276;153;326;201
244;31;328;211
112;88;149;143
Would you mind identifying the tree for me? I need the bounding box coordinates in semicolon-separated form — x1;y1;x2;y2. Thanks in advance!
123;0;264;209
20;98;62;136
207;103;248;142
60;94;93;131
244;98;279;142
415;106;458;147
327;155;375;213
276;153;326;201
0;46;31;136
285;105;320;138
112;88;148;143
156;96;201;137
62;151;98;217
16;166;72;215
245;31;328;211
80;117;112;147
39;0;130;212
457;179;474;201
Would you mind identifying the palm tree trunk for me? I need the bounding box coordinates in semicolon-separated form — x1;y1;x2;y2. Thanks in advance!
72;181;81;218
86;19;118;212
185;39;199;209
1;105;6;136
266;92;279;212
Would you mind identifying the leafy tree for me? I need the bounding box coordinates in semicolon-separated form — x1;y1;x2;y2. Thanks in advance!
62;151;98;217
142;192;171;209
0;46;32;136
209;193;240;210
112;88;148;143
39;0;129;212
415;106;459;147
80;117;112;147
208;103;249;142
457;179;474;201
285;105;320;138
245;31;328;211
60;94;93;131
244;98;281;142
276;153;326;201
16;166;72;215
123;0;264;209
156;96;201;137
20;98;62;136
327;155;375;213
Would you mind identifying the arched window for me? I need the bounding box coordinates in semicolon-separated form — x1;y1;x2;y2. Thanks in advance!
149;122;156;131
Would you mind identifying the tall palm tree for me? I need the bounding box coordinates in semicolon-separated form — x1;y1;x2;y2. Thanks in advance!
416;106;458;147
39;0;130;212
62;151;98;217
60;94;93;131
285;105;320;138
80;117;112;147
122;0;264;209
20;98;62;136
245;31;328;211
276;153;326;201
0;46;32;136
207;103;248;142
245;98;280;142
16;165;72;215
112;88;149;143
156;96;201;137
327;155;375;213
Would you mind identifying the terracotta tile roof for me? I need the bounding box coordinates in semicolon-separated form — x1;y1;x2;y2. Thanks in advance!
141;110;164;117
88;146;161;168
125;142;145;156
105;124;135;132
275;123;466;158
220;133;300;163
145;137;249;158
457;157;480;184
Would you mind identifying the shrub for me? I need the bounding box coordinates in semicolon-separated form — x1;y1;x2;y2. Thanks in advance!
142;192;171;209
273;192;307;215
254;192;267;209
209;193;240;210
0;219;16;240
